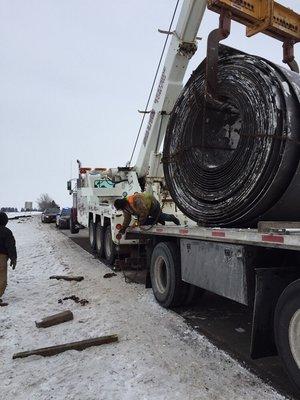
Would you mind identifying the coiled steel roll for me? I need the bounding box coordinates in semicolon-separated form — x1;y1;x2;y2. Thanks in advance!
163;46;300;227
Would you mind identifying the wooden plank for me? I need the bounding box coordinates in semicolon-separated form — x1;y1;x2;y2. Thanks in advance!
8;215;32;220
13;334;118;359
103;272;117;278
49;275;84;282
35;310;74;328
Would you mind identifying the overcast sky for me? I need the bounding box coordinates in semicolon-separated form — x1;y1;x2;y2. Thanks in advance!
1;0;299;210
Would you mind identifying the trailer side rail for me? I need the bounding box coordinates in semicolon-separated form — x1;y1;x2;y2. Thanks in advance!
129;225;300;251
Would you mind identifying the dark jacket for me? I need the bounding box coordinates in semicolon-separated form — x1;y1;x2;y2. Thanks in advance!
0;226;17;261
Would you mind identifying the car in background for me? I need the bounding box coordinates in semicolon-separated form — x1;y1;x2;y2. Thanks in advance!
56;207;71;229
41;208;60;223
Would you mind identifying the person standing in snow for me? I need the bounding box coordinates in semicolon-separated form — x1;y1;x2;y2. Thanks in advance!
0;212;17;301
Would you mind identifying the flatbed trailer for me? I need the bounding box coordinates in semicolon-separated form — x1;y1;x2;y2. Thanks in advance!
128;222;300;391
132;224;300;251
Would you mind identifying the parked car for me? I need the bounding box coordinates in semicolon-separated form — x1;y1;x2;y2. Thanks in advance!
41;208;60;223
56;208;71;229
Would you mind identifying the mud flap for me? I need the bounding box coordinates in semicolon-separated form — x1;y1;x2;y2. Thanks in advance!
251;267;300;359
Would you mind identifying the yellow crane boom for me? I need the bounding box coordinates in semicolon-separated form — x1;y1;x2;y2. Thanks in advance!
206;0;299;76
208;0;300;41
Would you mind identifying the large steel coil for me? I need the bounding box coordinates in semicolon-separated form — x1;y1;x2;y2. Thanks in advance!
163;46;300;227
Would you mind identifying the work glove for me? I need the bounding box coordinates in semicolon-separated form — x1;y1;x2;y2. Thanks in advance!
10;259;17;270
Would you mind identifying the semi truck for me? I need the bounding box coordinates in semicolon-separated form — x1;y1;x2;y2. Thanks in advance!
68;0;300;392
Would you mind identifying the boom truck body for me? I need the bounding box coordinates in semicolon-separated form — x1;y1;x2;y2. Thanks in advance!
68;0;300;391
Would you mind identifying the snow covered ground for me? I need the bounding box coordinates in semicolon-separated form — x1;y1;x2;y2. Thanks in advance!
0;217;287;400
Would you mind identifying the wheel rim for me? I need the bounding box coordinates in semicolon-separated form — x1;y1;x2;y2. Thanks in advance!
154;256;168;294
89;223;94;246
105;229;112;258
289;309;300;369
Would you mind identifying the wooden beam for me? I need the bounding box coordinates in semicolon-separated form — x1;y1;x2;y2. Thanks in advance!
35;310;74;328
13;334;118;359
49;275;84;282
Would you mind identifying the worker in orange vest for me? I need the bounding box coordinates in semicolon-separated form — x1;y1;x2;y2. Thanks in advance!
114;192;180;234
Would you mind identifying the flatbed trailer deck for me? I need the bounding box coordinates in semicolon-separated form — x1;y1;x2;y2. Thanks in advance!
130;224;300;251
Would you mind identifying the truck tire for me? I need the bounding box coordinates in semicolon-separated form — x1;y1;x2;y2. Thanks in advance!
274;279;300;392
70;217;79;234
89;221;96;251
95;222;105;258
104;225;116;265
150;241;188;308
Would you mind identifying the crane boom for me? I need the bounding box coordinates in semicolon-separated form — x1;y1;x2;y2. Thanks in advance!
134;0;207;178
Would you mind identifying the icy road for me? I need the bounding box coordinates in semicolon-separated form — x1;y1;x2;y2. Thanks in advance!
0;217;287;400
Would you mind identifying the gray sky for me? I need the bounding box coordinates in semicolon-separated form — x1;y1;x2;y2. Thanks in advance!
1;0;299;210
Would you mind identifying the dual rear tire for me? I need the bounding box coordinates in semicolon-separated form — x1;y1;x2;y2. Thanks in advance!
70;208;79;234
89;221;116;265
103;225;117;265
89;221;96;250
95;222;105;258
150;241;203;308
274;279;300;392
